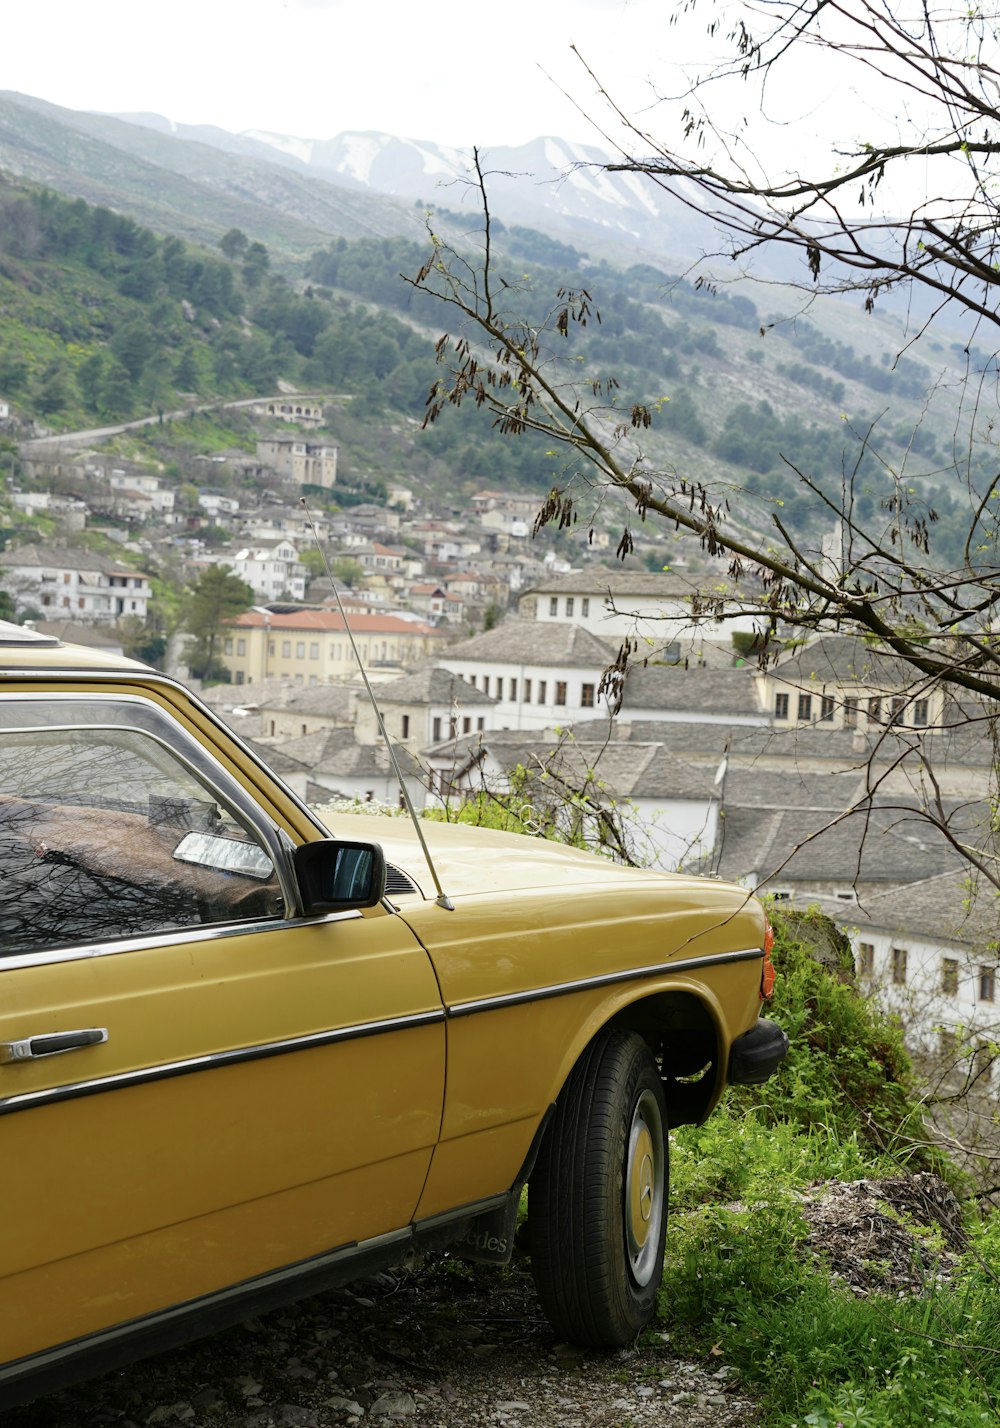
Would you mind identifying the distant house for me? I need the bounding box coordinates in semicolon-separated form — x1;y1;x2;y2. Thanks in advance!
222;607;447;686
255;436;337;488
436;619;619;730
227;540;306;602
106;470;175;521
0;544;151;622
353;667;495;749
757;634;947;734
422;725;721;869
518;567;762;666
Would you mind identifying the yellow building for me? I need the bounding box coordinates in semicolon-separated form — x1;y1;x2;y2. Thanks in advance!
221;608;448;687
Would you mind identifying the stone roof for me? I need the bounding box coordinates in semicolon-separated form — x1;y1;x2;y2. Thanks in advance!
769;634;948;689
708;799;974;889
0;543;150;578
620;664;764;717
254;682;358;719
521;567;739;600
441;619;616;666
267;726;423;781
839;870;999;951
373;667;495;707
426;728;717;801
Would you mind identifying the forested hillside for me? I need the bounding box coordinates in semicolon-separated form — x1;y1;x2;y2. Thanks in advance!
0;171;983;561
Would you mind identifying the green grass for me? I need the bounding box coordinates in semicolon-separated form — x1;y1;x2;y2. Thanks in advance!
656;908;998;1427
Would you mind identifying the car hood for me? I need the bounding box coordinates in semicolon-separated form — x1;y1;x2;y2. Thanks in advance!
319;811;731;902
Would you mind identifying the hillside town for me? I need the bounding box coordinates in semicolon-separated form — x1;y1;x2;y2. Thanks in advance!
1;399;995;1088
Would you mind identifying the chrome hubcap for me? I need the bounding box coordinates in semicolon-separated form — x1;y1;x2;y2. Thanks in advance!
624;1089;664;1287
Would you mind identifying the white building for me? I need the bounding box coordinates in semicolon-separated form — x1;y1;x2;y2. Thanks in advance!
0;544;152;622
422;725;721;869
436;619;619;730
518;568;763;666
228;540;306;602
198;493;240;519
106;471;176;521
256;437;338;488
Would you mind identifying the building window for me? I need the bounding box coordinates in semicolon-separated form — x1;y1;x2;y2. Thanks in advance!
891;947;908;985
538;681;547;704
524;678;532;702
509;678;517;701
236;638;246;657
566;597;575;616
581;598;590;617
549;597;558;616
889;696;906;726
310;642;319;659
401;715;410;739
938;1028;959;1060
581;683;595;708
774;692;789;720
980;967;996;1002
432;717;442;742
235;671;245;685
477;717;485;730
857;942;875;977
820;694;835;722
224;639;234;655
282;640;291;658
296;642;305;658
913;698;929;727
843;696;859;727
797;693;812;722
555;681;567;706
268;641;275;656
942;959;959;995
868;696;882;725
462;717;471;734
468;675;476;688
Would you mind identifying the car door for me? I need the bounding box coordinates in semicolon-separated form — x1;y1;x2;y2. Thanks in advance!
0;691;445;1369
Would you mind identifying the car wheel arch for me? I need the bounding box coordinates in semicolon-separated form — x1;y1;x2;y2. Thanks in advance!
541;987;725;1135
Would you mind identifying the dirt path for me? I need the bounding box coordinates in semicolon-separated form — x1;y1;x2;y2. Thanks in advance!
6;1259;758;1428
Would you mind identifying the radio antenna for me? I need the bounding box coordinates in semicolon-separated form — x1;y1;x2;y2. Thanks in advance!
300;499;454;910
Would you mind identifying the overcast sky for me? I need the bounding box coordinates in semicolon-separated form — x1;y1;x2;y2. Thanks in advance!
1;0;691;147
1;0;943;221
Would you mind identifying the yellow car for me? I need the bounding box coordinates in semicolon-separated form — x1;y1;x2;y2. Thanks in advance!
0;622;787;1407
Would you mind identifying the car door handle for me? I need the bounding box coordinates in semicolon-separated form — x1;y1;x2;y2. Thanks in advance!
0;1028;109;1063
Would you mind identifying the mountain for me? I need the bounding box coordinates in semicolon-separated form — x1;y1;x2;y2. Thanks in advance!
0;92;430;261
118;117;722;265
0;90;723;270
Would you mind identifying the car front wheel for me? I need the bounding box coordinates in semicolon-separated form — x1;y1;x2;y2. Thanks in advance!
529;1028;668;1347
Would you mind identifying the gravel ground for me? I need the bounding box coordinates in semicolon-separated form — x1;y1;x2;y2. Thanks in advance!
5;1258;758;1428
9;1174;961;1428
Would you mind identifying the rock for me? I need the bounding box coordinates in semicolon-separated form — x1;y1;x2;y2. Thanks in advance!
370;1390;416;1417
145;1406;194;1425
324;1397;365;1417
275;1407;317;1427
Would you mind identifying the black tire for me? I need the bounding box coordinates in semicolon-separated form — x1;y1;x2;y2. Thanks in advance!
529;1029;668;1347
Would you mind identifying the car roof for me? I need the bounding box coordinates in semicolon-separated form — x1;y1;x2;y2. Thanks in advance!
0;619;148;674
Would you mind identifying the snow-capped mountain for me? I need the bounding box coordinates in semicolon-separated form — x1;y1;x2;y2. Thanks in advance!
115;116;720;264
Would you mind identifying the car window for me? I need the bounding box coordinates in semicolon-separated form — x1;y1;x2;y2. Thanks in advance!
0;698;285;956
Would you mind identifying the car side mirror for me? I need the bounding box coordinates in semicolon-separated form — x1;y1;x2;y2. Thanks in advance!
293;839;387;913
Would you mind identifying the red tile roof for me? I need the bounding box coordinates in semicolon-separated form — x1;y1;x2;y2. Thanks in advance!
231;608;440;635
